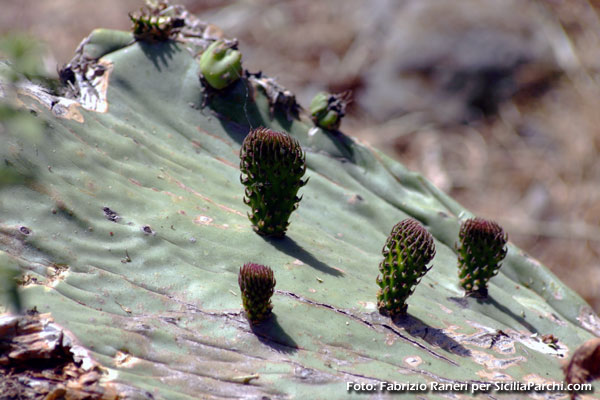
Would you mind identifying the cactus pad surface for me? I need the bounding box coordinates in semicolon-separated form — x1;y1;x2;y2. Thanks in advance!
1;21;600;399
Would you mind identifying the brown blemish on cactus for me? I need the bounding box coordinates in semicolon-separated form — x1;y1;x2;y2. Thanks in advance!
114;350;137;368
103;207;120;222
129;178;143;187
347;194;364;205
141;225;155;235
174;179;244;216
438;303;453;314
45;263;69;287
470;349;525;370
215;157;237;168
385;332;398;346
477;370;513;381
445;322;567;359
197;126;236;149
17;86;85;122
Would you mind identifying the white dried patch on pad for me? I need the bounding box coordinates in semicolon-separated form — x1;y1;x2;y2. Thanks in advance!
78;59;112;113
16;82;84;123
114;350;137;368
578;306;600;337
194;215;213;225
403;356;422;367
470;349;525;370
477;370;513;381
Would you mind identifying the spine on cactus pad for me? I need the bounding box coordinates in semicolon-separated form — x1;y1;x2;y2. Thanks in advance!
456;217;508;297
239;127;307;237
376;218;436;317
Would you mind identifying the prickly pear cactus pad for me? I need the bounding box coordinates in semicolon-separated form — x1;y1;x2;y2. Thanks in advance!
1;11;600;400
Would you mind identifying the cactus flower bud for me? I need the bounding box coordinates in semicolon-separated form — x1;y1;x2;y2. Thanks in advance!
238;263;276;324
129;7;184;42
457;218;508;297
239;127;307;237
199;40;242;90
376;218;436;317
309;91;350;131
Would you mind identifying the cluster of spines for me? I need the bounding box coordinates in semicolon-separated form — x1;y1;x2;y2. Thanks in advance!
129;3;184;42
240;127;307;237
376;218;436;317
238;263;276;324
457;217;508;297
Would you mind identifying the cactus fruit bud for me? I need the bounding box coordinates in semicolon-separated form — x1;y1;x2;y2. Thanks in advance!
376;219;436;317
129;4;184;42
238;263;276;324
239;127;307;237
199;40;242;90
456;217;508;297
309;91;351;131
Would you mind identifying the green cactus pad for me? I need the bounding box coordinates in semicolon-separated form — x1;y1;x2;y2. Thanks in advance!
199;39;242;90
240;127;307;236
376;218;436;316
239;263;276;324
1;19;600;399
457;218;508;297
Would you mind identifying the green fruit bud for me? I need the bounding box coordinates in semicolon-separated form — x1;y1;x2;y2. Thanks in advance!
238;263;276;324
239;127;307;237
199;40;242;90
376;219;436;317
309;91;350;131
457;218;508;298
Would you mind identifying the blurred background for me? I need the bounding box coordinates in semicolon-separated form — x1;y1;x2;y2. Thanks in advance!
1;0;599;311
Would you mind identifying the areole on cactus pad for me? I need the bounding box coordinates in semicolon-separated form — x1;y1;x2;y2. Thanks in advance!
0;3;599;399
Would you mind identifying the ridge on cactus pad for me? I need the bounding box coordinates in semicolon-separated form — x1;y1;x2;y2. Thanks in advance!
376;218;436;317
240;127;307;237
457;217;508;297
238;263;276;324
